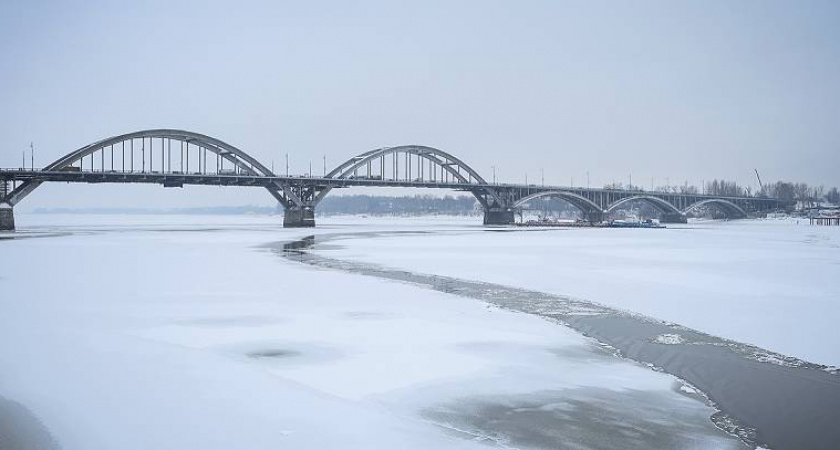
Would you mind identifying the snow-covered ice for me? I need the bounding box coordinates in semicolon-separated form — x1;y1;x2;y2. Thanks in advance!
654;333;686;345
0;214;743;449
329;218;840;366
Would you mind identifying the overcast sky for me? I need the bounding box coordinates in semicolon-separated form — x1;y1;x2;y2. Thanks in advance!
2;0;838;209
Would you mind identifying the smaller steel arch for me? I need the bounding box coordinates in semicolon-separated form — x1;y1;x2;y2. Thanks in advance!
513;190;604;214
684;198;747;218
605;195;682;215
325;145;487;184
316;145;499;206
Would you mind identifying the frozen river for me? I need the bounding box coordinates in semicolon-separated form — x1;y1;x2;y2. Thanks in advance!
327;218;840;366
1;214;838;449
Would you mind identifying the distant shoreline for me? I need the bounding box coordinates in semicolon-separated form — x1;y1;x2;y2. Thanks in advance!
30;206;281;215
28;208;482;217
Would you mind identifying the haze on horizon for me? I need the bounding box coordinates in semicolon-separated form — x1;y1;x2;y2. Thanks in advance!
1;0;838;209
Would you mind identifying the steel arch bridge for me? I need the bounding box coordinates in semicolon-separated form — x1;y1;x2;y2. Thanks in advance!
513;190;754;222
0;129;785;230
280;144;505;226
1;129;295;207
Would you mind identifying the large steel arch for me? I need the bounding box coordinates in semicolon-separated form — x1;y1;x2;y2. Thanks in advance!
316;145;500;206
605;195;682;215
684;198;747;218
3;129;298;207
513;190;604;214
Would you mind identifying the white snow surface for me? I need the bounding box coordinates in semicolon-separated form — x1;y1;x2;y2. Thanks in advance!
0;214;742;449
654;334;687;345
328;217;840;366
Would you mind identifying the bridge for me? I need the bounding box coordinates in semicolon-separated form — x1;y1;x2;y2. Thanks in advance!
0;129;784;230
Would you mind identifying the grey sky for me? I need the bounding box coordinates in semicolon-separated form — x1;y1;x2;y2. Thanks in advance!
2;0;838;209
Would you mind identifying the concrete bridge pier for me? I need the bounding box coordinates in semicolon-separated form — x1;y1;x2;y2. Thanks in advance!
283;206;316;228
660;212;688;224
583;211;605;223
0;203;14;231
483;208;515;226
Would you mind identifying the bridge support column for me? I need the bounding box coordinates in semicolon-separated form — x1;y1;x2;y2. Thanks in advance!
583;211;604;223
283;206;315;228
0;203;14;231
660;213;688;224
483;208;515;226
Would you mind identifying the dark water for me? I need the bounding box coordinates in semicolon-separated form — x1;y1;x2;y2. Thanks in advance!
426;387;738;450
0;397;60;450
272;231;840;450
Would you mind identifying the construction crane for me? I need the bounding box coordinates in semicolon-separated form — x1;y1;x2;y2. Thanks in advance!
754;169;764;193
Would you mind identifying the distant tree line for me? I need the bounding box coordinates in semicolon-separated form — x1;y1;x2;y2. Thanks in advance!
760;182;839;206
318;194;479;215
603;179;839;207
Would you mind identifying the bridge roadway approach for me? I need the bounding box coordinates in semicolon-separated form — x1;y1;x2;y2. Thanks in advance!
0;129;783;230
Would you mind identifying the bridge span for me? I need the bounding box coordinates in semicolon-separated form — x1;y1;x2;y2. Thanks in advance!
1;129;784;230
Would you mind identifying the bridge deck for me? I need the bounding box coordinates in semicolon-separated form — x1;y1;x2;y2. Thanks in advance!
0;169;779;206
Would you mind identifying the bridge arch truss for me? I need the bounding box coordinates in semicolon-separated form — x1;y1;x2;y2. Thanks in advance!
1;129;306;208
684;198;748;218
513;190;603;215
605;195;684;216
315;145;501;207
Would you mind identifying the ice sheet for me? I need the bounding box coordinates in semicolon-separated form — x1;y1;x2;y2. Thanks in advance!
328;218;840;365
0;214;742;449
